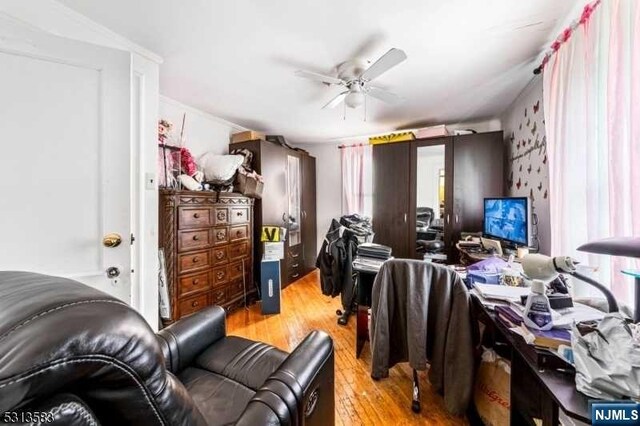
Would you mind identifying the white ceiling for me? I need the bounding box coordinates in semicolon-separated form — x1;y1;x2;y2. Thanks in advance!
59;0;577;143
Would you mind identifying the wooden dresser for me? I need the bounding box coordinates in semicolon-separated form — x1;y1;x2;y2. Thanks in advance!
159;189;255;325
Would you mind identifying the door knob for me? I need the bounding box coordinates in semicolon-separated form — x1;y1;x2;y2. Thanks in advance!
103;233;122;248
106;266;120;278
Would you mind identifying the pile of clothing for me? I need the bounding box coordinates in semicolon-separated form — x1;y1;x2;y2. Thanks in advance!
352;243;392;273
316;215;373;311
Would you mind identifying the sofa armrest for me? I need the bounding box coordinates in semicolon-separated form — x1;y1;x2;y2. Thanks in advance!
267;330;335;426
157;306;226;373
11;393;99;426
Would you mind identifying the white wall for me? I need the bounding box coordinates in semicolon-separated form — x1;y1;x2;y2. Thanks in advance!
500;77;550;254
159;95;246;158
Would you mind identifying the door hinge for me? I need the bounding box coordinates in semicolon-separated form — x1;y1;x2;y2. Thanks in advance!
130;233;135;245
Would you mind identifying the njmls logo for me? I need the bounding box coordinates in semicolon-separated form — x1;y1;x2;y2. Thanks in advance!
592;402;640;425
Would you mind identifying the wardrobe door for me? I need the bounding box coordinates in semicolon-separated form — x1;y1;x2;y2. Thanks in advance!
373;142;411;259
301;155;317;274
452;131;504;248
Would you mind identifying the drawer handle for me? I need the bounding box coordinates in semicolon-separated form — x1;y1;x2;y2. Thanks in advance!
216;251;225;260
192;301;199;308
193;213;200;219
291;253;300;258
236;211;243;216
292;263;299;268
292;273;300;278
217;271;225;280
217;211;226;220
193;279;199;285
236;230;243;237
217;231;226;240
192;235;200;241
192;256;200;263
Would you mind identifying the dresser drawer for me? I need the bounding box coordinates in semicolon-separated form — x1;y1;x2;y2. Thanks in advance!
213;208;229;225
178;229;211;252
230;207;250;224
178;293;208;318
211;287;227;306
178;250;210;274
228;260;245;281
212;265;229;287
228;279;245;299
178;271;210;297
212;246;229;265
179;207;211;229
229;224;249;242
228;241;249;261
212;227;229;246
288;270;302;283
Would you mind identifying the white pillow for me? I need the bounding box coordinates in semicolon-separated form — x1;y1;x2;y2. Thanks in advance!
198;153;244;182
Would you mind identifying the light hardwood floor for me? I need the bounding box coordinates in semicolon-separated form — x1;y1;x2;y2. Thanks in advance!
227;270;468;425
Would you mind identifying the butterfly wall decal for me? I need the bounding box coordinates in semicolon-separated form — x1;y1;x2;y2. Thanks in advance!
526;118;531;127
544;189;548;199
543;155;547;164
537;166;541;174
516;178;522;189
525;181;528;187
524;108;528;117
530;188;535;202
531;121;537;135
538;182;542;191
527;164;532;174
533;100;540;113
519;164;523;172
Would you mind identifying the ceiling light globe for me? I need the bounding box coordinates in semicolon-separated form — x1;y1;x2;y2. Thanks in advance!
344;92;365;109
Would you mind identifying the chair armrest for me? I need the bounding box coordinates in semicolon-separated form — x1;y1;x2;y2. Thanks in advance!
157;306;226;373
266;330;335;426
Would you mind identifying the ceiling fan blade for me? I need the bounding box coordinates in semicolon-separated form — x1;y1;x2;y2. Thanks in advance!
322;91;349;109
359;48;407;82
367;86;402;104
295;69;344;85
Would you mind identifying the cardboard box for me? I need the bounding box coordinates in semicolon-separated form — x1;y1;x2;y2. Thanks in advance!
415;125;449;139
235;173;263;199
231;130;265;144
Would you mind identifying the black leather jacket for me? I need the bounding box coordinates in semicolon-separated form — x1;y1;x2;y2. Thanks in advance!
316;219;358;309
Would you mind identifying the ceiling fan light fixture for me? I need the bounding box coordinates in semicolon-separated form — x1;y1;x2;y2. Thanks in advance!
344;91;365;109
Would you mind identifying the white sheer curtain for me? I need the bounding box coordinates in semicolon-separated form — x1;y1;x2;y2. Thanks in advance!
543;0;640;303
340;144;372;217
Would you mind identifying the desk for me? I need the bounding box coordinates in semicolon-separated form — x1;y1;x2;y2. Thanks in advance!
354;268;377;358
472;295;591;425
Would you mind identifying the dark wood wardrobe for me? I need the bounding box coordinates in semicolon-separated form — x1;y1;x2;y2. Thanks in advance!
229;139;317;289
373;131;504;261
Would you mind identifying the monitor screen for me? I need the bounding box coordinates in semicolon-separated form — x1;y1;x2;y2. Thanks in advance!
483;197;529;246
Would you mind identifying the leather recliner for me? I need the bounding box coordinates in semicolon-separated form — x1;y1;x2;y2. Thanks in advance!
0;271;335;425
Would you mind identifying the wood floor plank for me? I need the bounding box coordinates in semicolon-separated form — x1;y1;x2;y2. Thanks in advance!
227;270;468;425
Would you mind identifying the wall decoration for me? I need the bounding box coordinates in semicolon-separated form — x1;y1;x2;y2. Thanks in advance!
502;78;550;253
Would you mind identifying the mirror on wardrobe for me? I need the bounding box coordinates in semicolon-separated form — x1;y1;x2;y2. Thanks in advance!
415;145;446;259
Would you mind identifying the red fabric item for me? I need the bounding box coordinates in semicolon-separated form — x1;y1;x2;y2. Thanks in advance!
179;147;198;176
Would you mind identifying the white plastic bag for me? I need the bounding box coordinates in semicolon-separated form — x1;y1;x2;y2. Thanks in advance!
198;153;244;183
572;313;640;400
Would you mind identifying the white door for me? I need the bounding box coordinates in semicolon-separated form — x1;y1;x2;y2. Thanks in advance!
0;16;132;302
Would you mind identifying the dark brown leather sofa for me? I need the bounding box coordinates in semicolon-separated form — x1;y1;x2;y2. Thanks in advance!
0;272;334;425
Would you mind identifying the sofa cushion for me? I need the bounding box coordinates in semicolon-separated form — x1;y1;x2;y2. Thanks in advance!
195;336;287;390
179;367;254;426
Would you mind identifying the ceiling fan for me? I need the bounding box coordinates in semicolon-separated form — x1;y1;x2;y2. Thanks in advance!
295;48;407;110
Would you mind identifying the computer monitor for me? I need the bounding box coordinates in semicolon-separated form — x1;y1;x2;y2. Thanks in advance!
483;197;531;247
